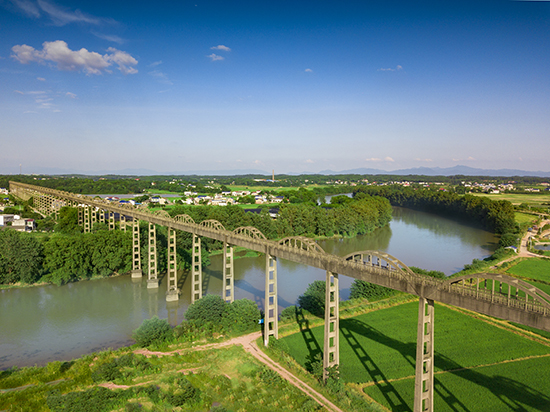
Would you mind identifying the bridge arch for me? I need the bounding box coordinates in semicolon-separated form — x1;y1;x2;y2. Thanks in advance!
233;226;267;240
152;210;172;219
278;236;326;254
174;214;195;224
445;273;550;309
200;219;225;231
344;250;417;277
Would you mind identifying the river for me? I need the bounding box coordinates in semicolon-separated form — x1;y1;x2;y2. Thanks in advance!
0;207;498;370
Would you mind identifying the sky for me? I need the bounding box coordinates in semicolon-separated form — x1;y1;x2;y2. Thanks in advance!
1;0;549;175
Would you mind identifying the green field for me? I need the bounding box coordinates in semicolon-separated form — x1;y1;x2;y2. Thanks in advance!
473;192;550;207
364;356;550;412
280;301;550;411
515;212;539;225
506;259;550;283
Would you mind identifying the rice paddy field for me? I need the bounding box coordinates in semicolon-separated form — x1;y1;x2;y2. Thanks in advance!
473;192;550;207
280;301;550;412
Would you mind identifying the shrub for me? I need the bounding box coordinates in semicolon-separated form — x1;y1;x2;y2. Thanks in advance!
132;316;173;347
222;299;260;333
185;294;226;325
280;305;298;322
297;280;326;317
349;280;396;301
410;266;446;279
499;232;519;248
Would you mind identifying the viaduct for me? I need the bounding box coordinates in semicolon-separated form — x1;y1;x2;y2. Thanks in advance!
9;181;550;412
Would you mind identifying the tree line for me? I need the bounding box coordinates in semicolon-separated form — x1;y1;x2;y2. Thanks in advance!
353;185;517;235
0;193;392;286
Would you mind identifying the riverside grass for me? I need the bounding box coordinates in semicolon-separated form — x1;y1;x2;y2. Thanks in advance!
280;301;550;411
0;344;332;412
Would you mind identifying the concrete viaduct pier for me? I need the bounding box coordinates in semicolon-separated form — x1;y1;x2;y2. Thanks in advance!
10;181;550;412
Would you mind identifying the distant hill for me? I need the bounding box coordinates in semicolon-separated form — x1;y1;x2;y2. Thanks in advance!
4;165;550;178
318;165;550;178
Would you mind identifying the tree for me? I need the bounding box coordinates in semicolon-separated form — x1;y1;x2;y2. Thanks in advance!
132;316;173;347
297;280;326;316
222;299;261;333
350;280;396;301
185;294;227;325
0;230;44;284
55;206;81;234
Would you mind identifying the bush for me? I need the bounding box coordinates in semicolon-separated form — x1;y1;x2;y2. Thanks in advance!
280;305;298;322
297;280;326;317
185;294;226;325
499;232;519;248
349;280;396;301
410;266;446;279
132;316;173;347
222;299;260;333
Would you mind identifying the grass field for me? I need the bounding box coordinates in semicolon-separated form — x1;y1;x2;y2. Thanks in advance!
280;301;550;411
506;258;550;283
363;356;550;412
472;192;550;207
515;212;539;225
0;343;335;412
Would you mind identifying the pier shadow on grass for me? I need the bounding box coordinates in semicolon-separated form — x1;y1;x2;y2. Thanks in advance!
345;318;550;412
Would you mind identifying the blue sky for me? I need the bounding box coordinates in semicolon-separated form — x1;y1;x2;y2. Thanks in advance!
1;0;549;175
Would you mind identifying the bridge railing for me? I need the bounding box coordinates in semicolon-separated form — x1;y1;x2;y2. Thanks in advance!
448;282;549;315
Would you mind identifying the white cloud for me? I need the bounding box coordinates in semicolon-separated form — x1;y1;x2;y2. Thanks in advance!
415;158;433;162
7;0;116;26
149;61;163;67
65;92;76;98
305;68;313;72
305;159;314;163
366;157;394;163
207;53;224;61
105;47;138;74
11;41;138;75
148;70;173;85
9;0;40;18
91;32;125;44
254;160;262;164
378;65;403;72
36;0;104;26
466;156;475;161
210;45;231;52
37;77;45;81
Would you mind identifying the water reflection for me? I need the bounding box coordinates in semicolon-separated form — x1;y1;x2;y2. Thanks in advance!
0;207;498;369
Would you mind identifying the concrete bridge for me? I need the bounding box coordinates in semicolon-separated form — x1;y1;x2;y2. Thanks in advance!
10;181;550;412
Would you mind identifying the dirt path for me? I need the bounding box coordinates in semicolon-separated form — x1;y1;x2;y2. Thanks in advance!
136;332;344;412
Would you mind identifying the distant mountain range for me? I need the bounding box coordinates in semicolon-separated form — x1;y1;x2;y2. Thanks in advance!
317;165;550;178
4;165;550;178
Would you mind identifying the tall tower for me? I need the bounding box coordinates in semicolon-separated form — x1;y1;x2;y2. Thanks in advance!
272;169;275;182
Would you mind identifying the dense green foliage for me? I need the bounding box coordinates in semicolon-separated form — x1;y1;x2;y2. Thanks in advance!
0;229;44;284
168;194;391;239
42;230;132;285
184;294;227;324
297;280;326;317
176;296;261;340
349;280;397;301
132;317;174;347
354;185;517;234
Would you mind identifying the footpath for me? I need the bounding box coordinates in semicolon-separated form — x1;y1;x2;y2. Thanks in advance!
135;332;344;412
